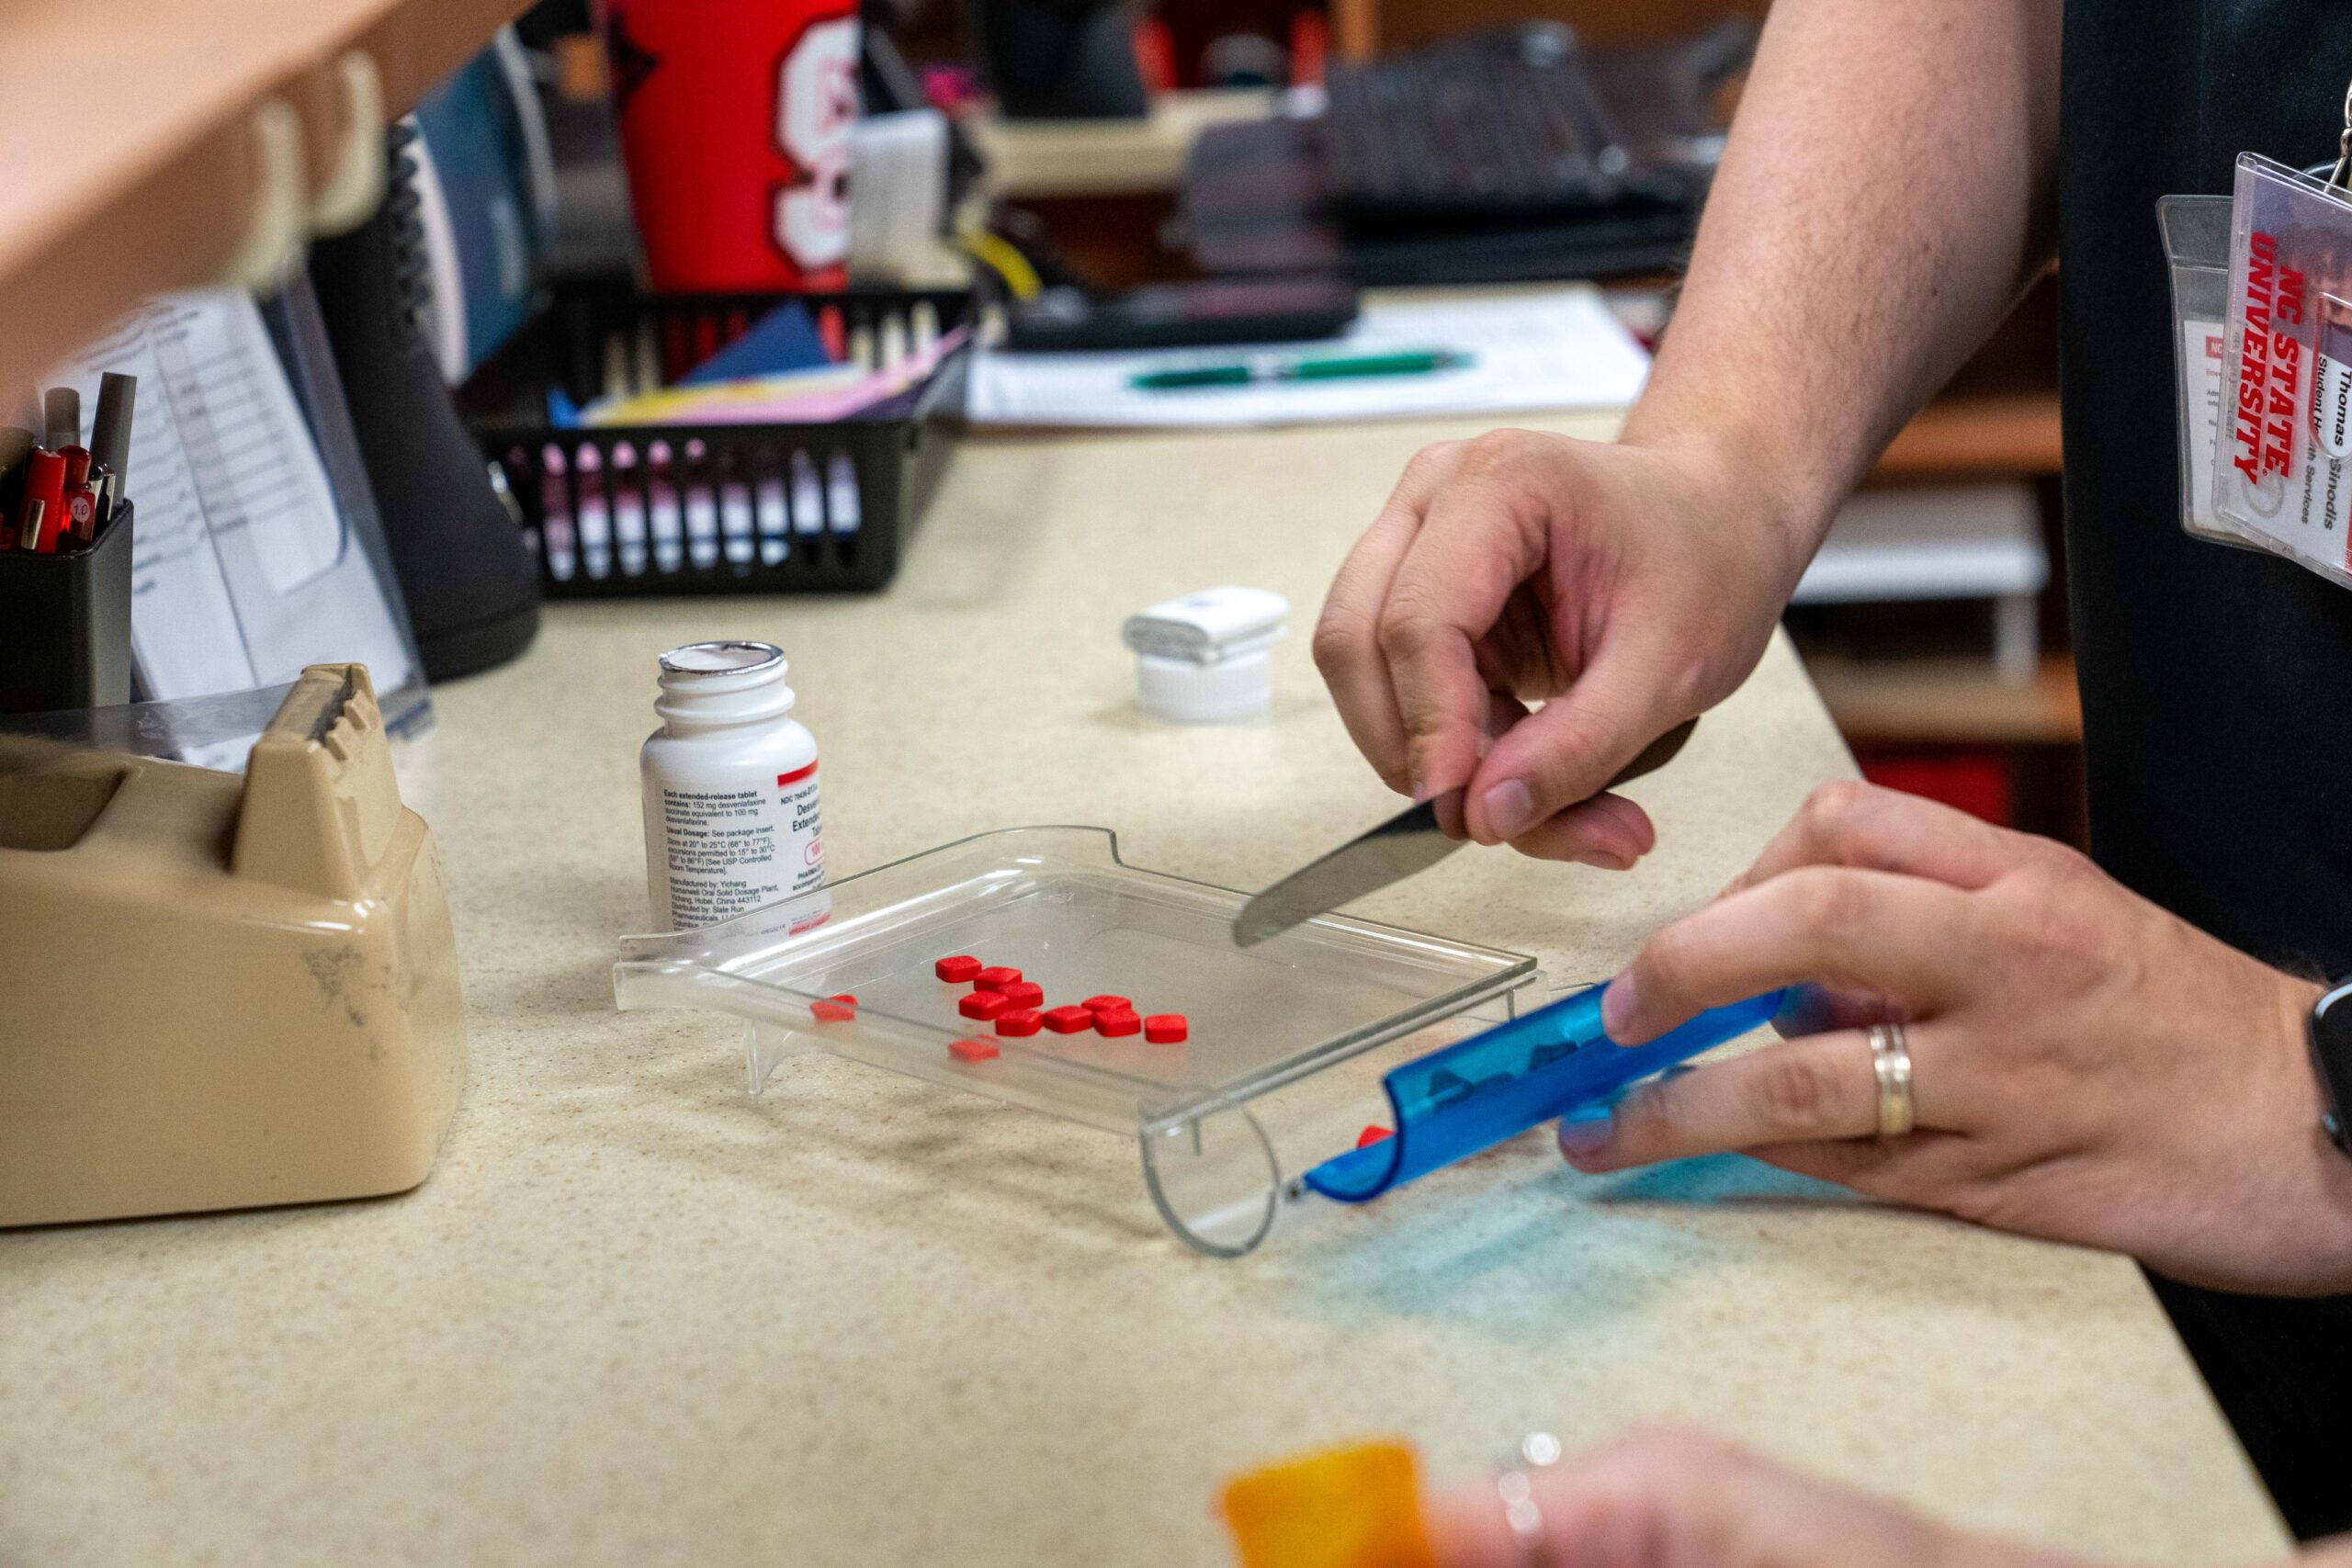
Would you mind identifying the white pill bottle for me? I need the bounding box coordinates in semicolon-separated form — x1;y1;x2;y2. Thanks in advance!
640;641;823;930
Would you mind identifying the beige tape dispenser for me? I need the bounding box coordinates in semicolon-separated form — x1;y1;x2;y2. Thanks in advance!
0;664;465;1225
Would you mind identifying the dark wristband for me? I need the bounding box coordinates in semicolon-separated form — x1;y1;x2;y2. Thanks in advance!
2309;979;2352;1156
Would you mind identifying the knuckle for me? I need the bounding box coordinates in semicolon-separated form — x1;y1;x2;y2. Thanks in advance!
1309;605;1371;676
1799;779;1873;842
1599;1081;1693;1166
1998;854;2121;986
1605;1080;1676;1153
1374;597;1443;661
1460;428;1535;473
2027;838;2099;886
1748;1050;1847;1136
1398;440;1462;486
1656;648;1714;716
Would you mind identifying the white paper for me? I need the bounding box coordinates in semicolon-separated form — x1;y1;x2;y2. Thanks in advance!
2178;316;2249;545
967;287;1650;429
48;291;416;713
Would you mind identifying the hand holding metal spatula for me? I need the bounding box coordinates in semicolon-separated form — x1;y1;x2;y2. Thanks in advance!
1233;716;1700;946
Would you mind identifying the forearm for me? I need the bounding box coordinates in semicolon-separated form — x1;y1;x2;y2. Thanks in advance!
1623;0;2061;566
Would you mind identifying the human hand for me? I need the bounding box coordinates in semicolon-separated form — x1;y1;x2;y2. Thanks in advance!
1426;1426;2079;1568
1563;782;2352;1295
1311;430;1808;864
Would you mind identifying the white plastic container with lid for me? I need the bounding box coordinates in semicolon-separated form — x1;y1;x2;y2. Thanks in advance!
1119;585;1290;723
640;641;823;930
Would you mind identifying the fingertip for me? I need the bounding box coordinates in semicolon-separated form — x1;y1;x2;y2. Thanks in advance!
1600;971;1639;1039
1589;792;1657;856
1557;1103;1615;1168
1477;777;1537;843
1498;796;1651;865
1408;729;1485;816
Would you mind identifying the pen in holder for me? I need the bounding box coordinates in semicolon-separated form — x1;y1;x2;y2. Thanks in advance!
0;502;134;715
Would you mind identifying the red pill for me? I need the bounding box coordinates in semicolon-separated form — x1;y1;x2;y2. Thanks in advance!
1082;994;1132;1013
974;966;1023;992
1042;1005;1095;1033
999;980;1045;1008
996;1009;1043;1037
935;955;982;983
1144;1013;1188;1043
1356;1124;1393;1148
811;993;857;1022
1093;1009;1141;1038
959;990;1012;1021
950;1037;1001;1063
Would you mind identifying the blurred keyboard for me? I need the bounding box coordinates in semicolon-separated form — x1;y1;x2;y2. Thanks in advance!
1322;22;1699;226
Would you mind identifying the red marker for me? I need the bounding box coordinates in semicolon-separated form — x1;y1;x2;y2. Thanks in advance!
19;449;64;554
59;450;96;541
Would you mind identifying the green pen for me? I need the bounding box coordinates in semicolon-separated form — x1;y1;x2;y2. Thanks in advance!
1129;348;1472;391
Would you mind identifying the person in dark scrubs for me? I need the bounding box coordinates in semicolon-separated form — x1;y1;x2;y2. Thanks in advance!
1312;0;2352;1556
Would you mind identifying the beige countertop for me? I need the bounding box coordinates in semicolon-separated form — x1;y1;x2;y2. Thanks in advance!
0;411;2287;1565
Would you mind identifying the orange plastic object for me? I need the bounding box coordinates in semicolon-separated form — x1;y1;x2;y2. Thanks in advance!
1219;1440;1436;1568
949;1037;1000;1063
811;993;857;1022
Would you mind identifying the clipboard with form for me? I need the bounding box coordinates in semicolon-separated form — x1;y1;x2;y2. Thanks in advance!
47;286;427;765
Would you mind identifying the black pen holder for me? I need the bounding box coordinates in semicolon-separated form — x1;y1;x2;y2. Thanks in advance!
0;502;134;715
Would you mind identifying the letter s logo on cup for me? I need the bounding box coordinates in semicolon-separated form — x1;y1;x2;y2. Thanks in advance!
774;17;859;273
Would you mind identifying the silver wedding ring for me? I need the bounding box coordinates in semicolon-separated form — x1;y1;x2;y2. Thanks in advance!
1868;1023;1915;1137
1496;1431;1563;1566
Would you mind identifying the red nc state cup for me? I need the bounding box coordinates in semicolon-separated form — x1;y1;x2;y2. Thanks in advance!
601;0;861;291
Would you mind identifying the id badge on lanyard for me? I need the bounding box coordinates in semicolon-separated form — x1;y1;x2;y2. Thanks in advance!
2165;83;2352;589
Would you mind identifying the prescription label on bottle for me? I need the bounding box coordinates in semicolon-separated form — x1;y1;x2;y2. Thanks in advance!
657;761;823;927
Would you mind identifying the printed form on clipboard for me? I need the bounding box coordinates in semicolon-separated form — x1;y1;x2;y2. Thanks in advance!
50;289;420;765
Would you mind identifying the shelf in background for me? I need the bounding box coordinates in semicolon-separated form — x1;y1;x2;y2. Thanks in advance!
0;0;524;399
967;89;1279;199
1873;392;2064;479
1806;652;2082;747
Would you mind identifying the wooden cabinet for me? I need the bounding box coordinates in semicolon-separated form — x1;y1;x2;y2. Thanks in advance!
0;0;526;398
